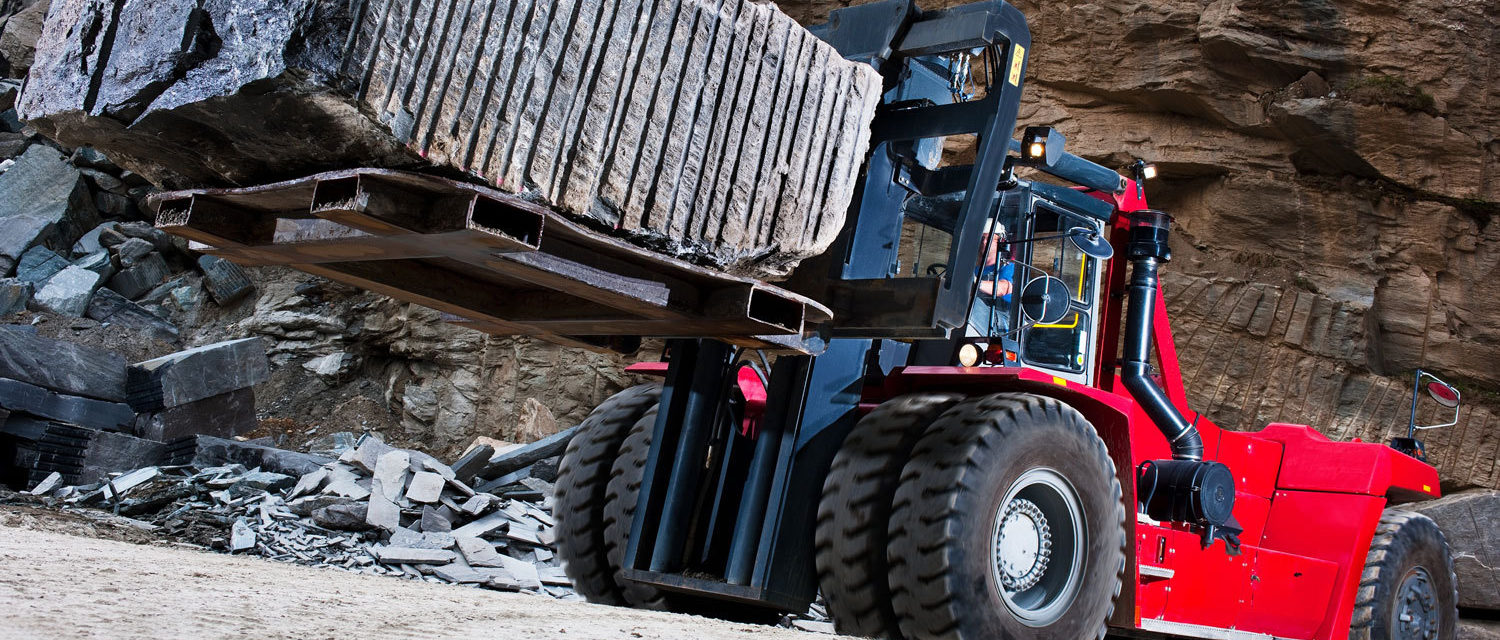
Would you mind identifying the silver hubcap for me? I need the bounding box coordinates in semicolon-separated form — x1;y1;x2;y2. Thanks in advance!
990;468;1086;627
1394;567;1440;640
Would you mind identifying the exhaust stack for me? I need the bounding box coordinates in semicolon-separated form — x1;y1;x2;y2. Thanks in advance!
1119;210;1203;461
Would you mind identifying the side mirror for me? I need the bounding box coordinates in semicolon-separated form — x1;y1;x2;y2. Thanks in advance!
1408;369;1461;434
1019;276;1072;325
1067;227;1114;260
1427;380;1460;408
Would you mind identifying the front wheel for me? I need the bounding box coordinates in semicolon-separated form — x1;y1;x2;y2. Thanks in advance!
887;393;1125;640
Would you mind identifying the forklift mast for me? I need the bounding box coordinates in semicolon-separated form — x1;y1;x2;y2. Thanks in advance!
616;0;1137;611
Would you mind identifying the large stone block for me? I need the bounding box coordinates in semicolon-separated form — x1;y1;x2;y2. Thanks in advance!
134;387;255;442
0;324;127;401
0;146;99;275
0;376;134;430
1410;490;1500;611
126;337;268;411
19;0;881;278
15;245;67;284
107;251;169;299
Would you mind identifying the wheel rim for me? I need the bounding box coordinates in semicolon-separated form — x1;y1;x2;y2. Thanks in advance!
990;467;1086;627
1393;566;1440;640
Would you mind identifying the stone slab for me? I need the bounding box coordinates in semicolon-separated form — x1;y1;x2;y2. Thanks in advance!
0;324;127;401
31;264;100;316
15;245;68;284
126;337;269;411
134;388;256;442
0;376;134;430
196;255;253;305
85;287;179;342
185;435;332;477
107;252;170;300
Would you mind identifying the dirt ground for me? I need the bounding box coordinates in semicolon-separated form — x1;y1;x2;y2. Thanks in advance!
0;509;820;640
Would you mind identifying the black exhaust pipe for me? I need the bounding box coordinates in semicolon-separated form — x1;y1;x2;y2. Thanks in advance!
1120;210;1203;461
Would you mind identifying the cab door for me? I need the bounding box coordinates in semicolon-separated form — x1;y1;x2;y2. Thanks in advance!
1017;197;1106;385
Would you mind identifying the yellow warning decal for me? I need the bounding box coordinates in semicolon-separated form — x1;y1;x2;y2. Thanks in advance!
1052;376;1067;387
1008;44;1025;86
1423;484;1432;493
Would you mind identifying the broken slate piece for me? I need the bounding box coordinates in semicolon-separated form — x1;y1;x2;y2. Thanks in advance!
26;471;62;495
288;468;329;499
0;279;28;315
312;502;372;531
420;506;451;533
230;516;256;552
492;554;542;590
450;444;493;483
107;252;170;299
537;566;571;586
432;564;489;584
231;470;294;491
460;494;500;516
451;511;509;539
71;222;117;257
16;245;68;284
348;436;395;474
365;487;400;532
196;255;253;305
455;536;505;567
71;251;117;281
32;264;101;316
112;238;153;266
404;471;444;504
126;337;269;411
185;436;330;477
85;288;179;342
391;527;456;550
373;450;411;501
370;545;456;565
0;146;99;275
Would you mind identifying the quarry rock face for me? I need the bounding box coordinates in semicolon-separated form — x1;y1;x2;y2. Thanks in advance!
19;0;882;277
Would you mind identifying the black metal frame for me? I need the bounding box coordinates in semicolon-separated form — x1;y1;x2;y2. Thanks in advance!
618;0;1134;612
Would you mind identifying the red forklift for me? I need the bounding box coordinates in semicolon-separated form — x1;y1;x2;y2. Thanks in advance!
552;1;1463;638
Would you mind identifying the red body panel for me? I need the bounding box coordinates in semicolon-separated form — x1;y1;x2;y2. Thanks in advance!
876;181;1443;639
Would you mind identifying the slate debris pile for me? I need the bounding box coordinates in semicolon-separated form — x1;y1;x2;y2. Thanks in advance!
0;91;257;332
19;0;882;277
23;433;581;598
0;330;271;489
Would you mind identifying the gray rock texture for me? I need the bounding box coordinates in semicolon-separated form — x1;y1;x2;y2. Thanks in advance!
0;376;134;430
15;245;67;284
19;0;881;277
134;387;256;442
0;278;27;314
0;146;99;275
85;287;179;341
125;337;268;411
0;324;127;401
1410;490;1500;612
31;263;99;315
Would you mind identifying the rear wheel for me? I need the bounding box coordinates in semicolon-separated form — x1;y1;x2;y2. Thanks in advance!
815;392;964;638
554;383;661;605
1349;510;1457;640
888;393;1125;640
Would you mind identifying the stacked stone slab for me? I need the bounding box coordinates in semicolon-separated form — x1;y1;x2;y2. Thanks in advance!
127;337;269;441
18;0;883;277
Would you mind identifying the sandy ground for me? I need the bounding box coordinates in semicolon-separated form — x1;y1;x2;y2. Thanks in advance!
0;514;818;640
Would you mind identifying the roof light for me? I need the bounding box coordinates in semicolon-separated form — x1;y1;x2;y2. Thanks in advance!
1142;164;1158;180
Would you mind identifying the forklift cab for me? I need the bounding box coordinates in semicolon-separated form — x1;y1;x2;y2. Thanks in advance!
900;183;1110;385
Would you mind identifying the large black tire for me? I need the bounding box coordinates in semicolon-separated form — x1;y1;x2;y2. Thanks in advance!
887;393;1125;640
603;407;672;609
1349;510;1458;640
554;383;661;605
815;392;964;638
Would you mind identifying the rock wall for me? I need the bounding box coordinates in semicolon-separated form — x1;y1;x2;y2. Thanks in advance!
778;0;1500;490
